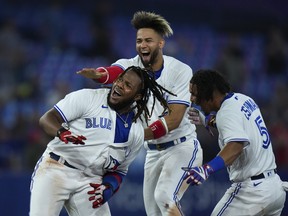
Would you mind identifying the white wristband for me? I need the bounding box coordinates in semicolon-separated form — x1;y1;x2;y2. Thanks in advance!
160;117;169;134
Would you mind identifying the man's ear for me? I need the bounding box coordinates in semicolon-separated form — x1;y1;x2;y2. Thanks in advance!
134;94;142;101
159;39;165;49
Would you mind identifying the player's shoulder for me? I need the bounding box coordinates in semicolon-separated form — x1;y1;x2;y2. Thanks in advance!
113;56;143;69
233;93;259;112
163;55;191;67
162;56;192;81
218;93;251;118
235;93;254;102
68;88;109;102
74;88;109;95
163;55;192;73
223;93;254;107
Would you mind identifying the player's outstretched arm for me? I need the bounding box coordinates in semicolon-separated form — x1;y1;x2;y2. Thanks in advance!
77;66;124;84
76;68;106;79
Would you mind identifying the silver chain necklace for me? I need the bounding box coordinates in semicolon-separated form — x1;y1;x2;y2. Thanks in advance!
116;112;130;128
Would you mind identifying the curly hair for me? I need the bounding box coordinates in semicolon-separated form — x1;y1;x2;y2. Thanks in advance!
120;66;176;124
190;69;231;104
131;11;173;38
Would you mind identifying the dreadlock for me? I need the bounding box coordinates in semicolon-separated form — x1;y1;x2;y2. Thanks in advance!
122;66;176;125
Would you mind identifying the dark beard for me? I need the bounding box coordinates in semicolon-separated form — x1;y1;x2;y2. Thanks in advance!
141;49;159;70
107;90;134;112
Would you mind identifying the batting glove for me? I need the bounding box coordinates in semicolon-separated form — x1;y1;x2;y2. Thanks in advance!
87;183;113;208
188;106;205;125
56;127;86;145
188;106;216;136
182;164;214;185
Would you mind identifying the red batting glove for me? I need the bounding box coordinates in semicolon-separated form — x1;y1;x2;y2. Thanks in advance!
87;183;113;208
56;127;86;145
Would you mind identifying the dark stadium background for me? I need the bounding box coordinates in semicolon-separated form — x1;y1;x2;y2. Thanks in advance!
0;0;287;215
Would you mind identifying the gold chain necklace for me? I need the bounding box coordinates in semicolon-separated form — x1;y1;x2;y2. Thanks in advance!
116;112;130;128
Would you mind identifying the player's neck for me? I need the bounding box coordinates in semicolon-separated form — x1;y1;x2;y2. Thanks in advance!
213;91;226;111
116;107;132;115
149;55;164;72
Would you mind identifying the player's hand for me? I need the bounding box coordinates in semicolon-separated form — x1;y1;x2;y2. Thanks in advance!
76;68;107;79
182;164;213;185
188;106;216;136
56;127;86;145
87;183;113;208
188;107;205;125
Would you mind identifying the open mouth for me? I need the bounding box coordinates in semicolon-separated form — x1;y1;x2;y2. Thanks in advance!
111;87;122;99
141;52;150;62
141;50;150;57
142;51;150;56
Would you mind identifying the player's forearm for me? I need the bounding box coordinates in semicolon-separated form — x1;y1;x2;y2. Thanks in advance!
102;171;124;193
144;105;186;140
96;66;124;84
144;117;168;140
218;141;245;166
144;127;154;140
164;115;182;131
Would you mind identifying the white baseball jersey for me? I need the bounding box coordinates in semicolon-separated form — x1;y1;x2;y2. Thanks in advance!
216;92;276;182
47;88;144;176
212;92;286;216
113;55;197;143
30;88;144;216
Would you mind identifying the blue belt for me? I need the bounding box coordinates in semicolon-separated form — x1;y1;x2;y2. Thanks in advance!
49;152;77;169
147;136;186;151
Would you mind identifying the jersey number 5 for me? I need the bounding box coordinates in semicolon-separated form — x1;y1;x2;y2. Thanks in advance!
255;115;271;149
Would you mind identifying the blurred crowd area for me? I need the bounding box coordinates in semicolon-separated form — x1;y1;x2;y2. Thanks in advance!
0;0;288;173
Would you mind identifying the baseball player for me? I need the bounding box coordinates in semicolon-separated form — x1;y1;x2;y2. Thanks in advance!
29;66;173;216
183;69;288;215
77;11;203;216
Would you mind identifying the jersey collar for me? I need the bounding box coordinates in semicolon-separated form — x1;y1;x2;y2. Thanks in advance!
153;64;164;79
221;92;234;105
